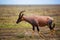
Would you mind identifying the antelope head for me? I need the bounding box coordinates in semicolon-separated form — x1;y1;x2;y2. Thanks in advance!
16;10;25;24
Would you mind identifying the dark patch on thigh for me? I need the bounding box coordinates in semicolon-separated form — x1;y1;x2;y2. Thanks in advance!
48;20;53;30
48;20;52;25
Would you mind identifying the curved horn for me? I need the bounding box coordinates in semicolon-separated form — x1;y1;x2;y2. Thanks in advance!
19;10;25;17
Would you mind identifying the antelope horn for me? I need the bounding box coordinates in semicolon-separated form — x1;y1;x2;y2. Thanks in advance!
19;10;25;17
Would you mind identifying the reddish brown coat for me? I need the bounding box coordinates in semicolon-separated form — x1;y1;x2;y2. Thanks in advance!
22;15;54;27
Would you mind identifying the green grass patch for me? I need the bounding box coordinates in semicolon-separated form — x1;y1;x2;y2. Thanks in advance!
0;22;32;28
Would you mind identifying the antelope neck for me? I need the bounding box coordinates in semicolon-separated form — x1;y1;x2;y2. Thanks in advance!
23;16;32;24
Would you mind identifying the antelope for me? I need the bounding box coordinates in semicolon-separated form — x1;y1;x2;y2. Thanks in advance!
16;10;55;38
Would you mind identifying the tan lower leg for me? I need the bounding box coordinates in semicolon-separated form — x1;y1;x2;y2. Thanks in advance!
32;31;35;38
50;29;55;35
38;32;45;39
52;30;55;34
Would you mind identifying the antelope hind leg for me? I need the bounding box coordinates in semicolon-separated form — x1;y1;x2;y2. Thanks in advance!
50;29;55;35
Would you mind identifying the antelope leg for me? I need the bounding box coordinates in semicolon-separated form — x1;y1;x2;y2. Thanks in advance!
50;29;55;35
38;32;45;39
32;31;35;38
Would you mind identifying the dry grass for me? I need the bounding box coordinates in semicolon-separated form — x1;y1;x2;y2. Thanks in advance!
0;5;60;40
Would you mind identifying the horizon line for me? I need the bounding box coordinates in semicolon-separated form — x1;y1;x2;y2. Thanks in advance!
0;4;60;6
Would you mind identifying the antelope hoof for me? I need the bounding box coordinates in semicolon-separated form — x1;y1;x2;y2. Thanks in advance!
50;30;55;37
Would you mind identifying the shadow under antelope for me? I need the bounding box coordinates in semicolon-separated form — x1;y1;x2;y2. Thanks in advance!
16;10;55;38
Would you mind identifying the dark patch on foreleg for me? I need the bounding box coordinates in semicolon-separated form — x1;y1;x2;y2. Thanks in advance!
31;19;40;32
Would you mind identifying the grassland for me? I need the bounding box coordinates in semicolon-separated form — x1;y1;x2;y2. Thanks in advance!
0;5;60;28
0;5;60;40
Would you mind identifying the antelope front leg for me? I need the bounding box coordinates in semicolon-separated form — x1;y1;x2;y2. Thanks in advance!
36;26;45;39
32;25;35;38
38;32;45;39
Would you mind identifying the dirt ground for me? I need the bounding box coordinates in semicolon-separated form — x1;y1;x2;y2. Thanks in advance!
0;26;60;40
